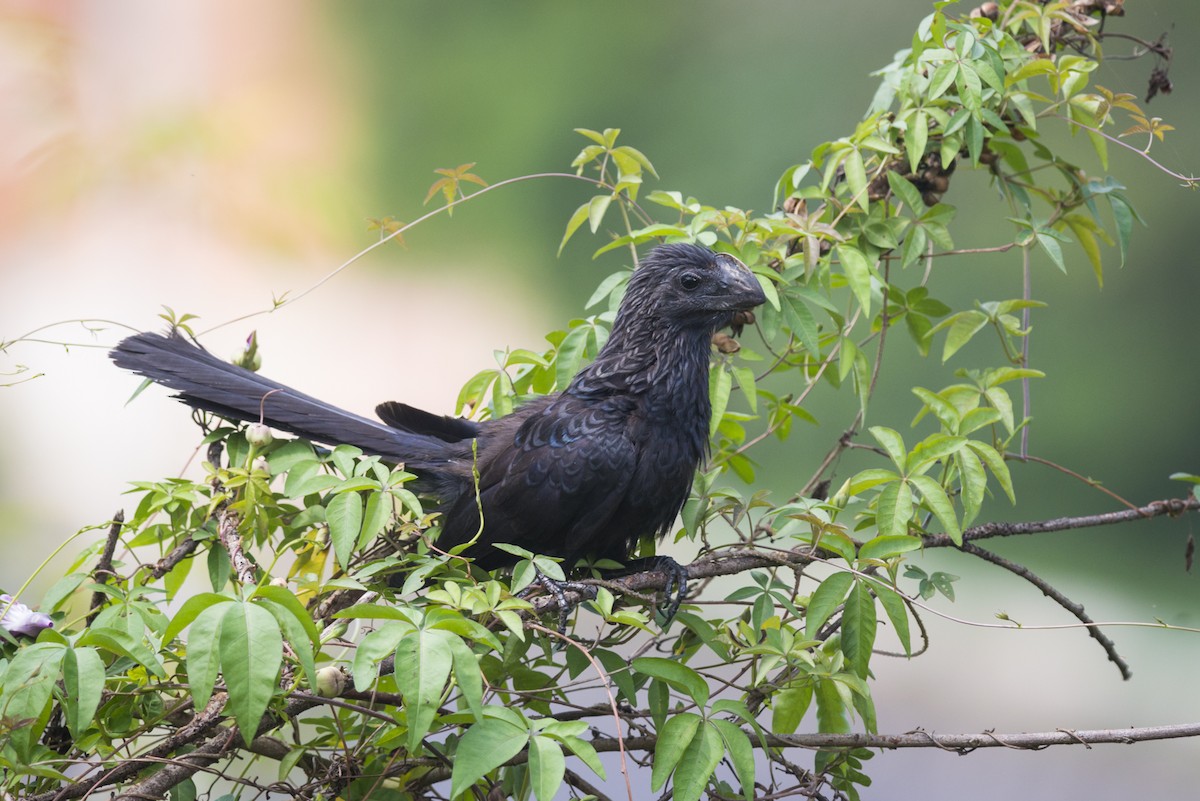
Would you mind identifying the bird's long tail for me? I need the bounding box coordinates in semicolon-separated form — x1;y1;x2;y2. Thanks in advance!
110;331;456;468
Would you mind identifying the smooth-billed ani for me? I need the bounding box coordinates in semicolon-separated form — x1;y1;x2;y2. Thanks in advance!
110;243;766;583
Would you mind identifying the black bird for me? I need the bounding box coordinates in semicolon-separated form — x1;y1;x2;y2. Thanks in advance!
111;243;766;607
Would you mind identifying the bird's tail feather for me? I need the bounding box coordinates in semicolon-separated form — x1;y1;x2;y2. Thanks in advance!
110;331;455;468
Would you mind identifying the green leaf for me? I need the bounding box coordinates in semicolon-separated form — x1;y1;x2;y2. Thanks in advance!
857;535;923;562
1036;231;1067;273
912;386;960;432
528;735;566;801
928;60;958;100
585;270;630;310
449;716;530;799
254;598;317;687
848;467;900;495
63;647;105;738
594;648;638;703
872;582;913;656
352;622;409;691
837;336;859;384
559;733;606;779
709;363;732;437
771;683;813;734
395;628;455;755
814;677;850;734
888;169;923;212
781;294;820;356
900;222;928;269
673;722;724;801
875;479;913;537
267;439;315;475
805;571;854;639
587;193;612;233
956;449;988;527
844;148;868;211
958;64;983;112
559;201;590;255
615;144;659;178
555;324;592;389
447;634;485;721
907;433;967;473
1007;58;1058;85
711;718;755;800
0;642;65;759
651;712;702;792
253;585;320;648
1107;192;1136;267
329;444;361;477
841;581;878;678
1063;214;1104;287
186;605;224;710
731;365;758;414
868;426;907;470
327;491;363;569
77;627;166;679
163;592;233;643
358;489;391;550
838;244;875;314
908;112;929;175
937;310;989;362
983;386;1016;434
220;601;282;741
909;474;962;544
632;657;709;708
959;406;1002;436
966;440;1016;503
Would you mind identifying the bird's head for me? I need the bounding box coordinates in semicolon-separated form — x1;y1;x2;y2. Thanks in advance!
624;243;767;332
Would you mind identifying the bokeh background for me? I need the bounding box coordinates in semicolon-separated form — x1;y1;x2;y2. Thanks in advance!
2;1;1198;798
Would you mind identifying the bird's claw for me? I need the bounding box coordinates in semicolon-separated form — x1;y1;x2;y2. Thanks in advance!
613;555;690;625
522;572;597;634
649;555;689;625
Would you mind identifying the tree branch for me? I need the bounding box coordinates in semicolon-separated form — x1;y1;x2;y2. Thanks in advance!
599;720;1200;754
87;510;124;626
924;496;1199;548
959;541;1132;680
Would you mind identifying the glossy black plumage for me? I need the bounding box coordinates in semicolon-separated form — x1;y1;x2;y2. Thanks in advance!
110;243;766;570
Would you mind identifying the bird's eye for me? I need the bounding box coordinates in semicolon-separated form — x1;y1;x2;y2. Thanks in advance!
679;273;702;291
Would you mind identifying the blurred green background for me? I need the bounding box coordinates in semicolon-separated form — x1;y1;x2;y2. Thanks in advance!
1;1;1197;797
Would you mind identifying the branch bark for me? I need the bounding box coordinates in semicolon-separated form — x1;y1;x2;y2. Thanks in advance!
924;496;1199;549
595;721;1200;754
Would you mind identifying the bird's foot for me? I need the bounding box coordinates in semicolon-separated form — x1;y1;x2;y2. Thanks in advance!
522;572;598;634
615;555;690;625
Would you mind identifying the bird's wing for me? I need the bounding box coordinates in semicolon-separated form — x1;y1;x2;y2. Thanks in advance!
440;395;638;566
376;401;482;442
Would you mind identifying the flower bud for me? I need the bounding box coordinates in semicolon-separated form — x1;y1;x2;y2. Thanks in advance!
0;594;53;637
246;423;274;447
231;331;263;372
315;666;347;698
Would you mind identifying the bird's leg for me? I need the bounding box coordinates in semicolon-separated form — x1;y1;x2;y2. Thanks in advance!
611;555;690;624
521;572;598;634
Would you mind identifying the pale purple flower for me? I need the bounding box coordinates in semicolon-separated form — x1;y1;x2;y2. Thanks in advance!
0;594;53;637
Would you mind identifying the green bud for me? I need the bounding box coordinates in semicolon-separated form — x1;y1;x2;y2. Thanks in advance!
315;666;346;698
246;423;273;447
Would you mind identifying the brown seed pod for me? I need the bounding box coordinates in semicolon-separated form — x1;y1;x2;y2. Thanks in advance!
712;332;742;354
732;309;757;328
970;2;999;20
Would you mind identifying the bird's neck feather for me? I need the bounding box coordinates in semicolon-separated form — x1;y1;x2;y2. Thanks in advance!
569;315;714;415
